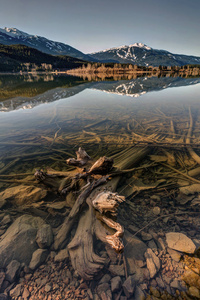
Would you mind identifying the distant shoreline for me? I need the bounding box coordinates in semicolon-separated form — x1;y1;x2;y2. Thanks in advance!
0;66;199;77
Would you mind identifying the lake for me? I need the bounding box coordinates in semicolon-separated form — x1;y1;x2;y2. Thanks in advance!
1;74;200;177
0;73;200;299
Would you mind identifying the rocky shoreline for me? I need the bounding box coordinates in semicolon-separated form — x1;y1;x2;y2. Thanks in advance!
0;187;200;299
0;147;200;300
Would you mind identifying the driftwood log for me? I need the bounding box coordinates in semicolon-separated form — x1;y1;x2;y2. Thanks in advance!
35;146;151;280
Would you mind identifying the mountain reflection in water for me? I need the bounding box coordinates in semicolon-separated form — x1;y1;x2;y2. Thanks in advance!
0;74;200;112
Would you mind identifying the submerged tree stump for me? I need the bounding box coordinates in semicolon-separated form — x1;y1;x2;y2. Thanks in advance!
35;146;151;280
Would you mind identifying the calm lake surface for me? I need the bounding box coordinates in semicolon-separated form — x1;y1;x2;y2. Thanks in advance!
0;74;200;183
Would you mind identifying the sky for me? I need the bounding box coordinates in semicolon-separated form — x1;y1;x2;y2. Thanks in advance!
0;0;200;56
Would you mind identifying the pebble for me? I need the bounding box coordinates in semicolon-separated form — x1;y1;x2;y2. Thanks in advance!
152;206;160;215
128;224;140;232
167;248;182;262
6;260;21;283
54;249;69;262
151;195;161;201
109;264;125;276
188;286;200;298
145;248;160;278
157;238;166;251
150;279;157;287
148;240;157;251
36;224;54;249
170;279;181;290
111;276;122;292
134;286;145;300
45;284;52;292
141;231;153;241
22;287;30;299
166;232;196;254
99;274;111;284
122;276;135;298
156;277;165;288
150;286;160;297
29;249;48;270
162;275;172;285
9;284;22;298
96;283;110;298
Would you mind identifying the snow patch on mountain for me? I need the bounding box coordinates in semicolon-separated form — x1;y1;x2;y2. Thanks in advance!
129;43;151;50
90;43;151;55
0;27;31;38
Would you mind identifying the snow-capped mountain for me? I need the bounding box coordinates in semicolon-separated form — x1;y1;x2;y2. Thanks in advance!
0;27;93;61
89;43;200;66
1;28;200;66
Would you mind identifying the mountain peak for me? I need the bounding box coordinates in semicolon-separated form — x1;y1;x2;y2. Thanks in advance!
89;43;200;66
0;27;94;61
129;43;151;50
0;27;31;37
90;43;152;55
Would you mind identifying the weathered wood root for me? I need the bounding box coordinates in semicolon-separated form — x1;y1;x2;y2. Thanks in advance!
54;176;109;250
68;190;125;279
92;191;125;252
88;156;113;174
66;147;91;167
53;146;152;280
92;191;125;216
68;207;107;280
97;214;124;253
34;169;70;191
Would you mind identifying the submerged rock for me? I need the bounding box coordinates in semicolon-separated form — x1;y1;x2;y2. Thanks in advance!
0;215;45;268
0;294;8;300
36;224;53;249
188;286;200;298
9;284;22;298
123;276;136;298
111;276;122;292
0;185;47;206
166;232;196;254
134;286;145;300
124;231;147;275
152;206;161;215
144;248;160;278
182;269;200;289
6;260;20;283
167;248;182;262
29;249;48;270
108;264;125;276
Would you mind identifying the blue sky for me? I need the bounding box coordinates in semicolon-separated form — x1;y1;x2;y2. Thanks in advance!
0;0;199;56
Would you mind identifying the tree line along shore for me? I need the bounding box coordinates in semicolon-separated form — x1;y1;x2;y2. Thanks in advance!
66;62;200;77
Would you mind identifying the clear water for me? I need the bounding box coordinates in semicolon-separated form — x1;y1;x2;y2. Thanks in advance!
0;74;200;181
